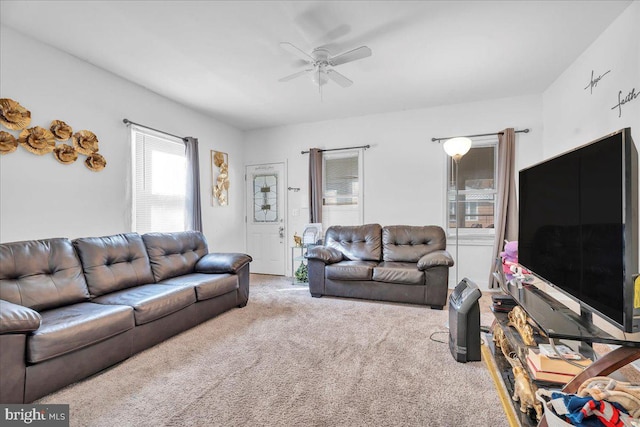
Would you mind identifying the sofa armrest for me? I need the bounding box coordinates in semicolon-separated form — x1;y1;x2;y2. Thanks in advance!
0;300;41;334
195;253;252;274
305;246;343;264
417;250;454;271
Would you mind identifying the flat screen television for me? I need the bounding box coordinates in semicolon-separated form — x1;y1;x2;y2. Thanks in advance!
518;128;639;333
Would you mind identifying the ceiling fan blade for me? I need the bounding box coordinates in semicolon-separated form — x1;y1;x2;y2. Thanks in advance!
279;42;314;63
329;46;372;66
278;69;313;82
326;69;353;87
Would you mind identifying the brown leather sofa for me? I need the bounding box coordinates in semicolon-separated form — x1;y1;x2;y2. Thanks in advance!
0;231;251;403
306;224;453;309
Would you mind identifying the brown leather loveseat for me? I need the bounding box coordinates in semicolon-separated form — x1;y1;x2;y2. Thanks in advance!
0;231;251;403
306;224;453;309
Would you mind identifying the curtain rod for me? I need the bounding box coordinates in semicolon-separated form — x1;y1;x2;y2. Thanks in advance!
123;118;187;141
431;128;530;143
301;144;370;155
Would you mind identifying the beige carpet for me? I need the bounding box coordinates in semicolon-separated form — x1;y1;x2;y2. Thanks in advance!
38;275;508;426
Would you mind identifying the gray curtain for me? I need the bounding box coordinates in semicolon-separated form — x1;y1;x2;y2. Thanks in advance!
309;148;323;223
184;137;203;232
489;128;518;288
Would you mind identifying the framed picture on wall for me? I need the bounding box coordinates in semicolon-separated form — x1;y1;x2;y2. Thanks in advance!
211;150;229;206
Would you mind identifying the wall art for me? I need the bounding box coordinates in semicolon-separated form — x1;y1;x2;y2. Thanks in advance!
0;131;18;155
0;98;106;171
584;69;610;94
211;150;229;206
611;86;639;118
0;98;31;130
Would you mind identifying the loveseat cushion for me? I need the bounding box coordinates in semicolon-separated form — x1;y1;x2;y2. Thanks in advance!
92;284;196;325
325;261;378;281
74;233;155;298
382;226;447;262
325;224;382;261
143;231;208;282
0;238;90;311
159;273;238;301
27;302;134;363
372;262;424;285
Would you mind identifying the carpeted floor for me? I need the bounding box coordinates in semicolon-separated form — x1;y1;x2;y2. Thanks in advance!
37;275;508;426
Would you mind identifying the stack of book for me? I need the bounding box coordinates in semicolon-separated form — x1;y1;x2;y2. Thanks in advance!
526;344;592;384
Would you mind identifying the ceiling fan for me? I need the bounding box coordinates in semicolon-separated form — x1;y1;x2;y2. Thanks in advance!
278;42;372;90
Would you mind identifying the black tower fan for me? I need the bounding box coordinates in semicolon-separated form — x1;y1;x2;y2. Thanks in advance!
448;278;482;362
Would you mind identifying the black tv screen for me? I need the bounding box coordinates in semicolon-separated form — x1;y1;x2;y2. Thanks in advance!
518;128;638;333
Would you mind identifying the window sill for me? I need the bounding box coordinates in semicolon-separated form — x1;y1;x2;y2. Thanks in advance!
448;236;495;247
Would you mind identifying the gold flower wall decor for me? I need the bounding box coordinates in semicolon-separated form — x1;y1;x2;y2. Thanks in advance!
0;98;31;130
0;98;106;171
50;120;73;141
85;153;107;172
18;126;56;155
53;144;78;164
72;130;99;155
211;150;229;206
0;131;18;155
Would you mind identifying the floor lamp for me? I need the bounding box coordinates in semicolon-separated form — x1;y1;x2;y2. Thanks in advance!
443;137;472;285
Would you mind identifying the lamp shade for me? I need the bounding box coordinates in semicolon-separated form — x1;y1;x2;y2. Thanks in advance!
443;137;472;158
311;69;329;86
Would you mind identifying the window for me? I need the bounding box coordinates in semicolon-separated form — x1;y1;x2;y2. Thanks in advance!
131;127;186;234
446;139;497;238
322;149;363;228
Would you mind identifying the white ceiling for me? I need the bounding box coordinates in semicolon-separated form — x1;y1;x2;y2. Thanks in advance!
0;1;632;130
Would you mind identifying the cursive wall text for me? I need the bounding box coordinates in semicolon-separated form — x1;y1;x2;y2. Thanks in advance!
611;87;639;118
584;69;611;94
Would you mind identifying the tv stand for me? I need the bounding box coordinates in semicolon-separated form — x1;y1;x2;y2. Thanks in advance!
489;267;640;427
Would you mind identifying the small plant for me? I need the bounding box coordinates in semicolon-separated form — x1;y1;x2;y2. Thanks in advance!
294;262;308;283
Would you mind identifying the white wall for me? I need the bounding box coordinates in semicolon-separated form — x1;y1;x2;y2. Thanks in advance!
0;26;246;252
245;94;543;289
543;1;639;156
541;1;639;340
542;1;639;269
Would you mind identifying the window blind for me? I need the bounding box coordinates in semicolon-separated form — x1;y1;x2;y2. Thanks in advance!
132;127;186;234
323;152;359;206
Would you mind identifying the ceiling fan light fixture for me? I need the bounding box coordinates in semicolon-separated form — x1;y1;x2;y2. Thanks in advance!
279;42;371;92
311;68;329;86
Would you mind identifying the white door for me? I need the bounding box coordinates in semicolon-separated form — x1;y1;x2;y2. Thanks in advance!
246;163;286;275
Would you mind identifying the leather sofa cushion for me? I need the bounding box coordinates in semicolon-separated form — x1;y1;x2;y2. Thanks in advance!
74;233;155;298
372;262;424;285
305;246;343;264
0;300;41;333
28;302;134;363
195;253;252;274
0;238;90;311
92;284;196;325
382;226;447;262
159;273;238;301
325;261;378;281
143;231;208;282
325;224;382;261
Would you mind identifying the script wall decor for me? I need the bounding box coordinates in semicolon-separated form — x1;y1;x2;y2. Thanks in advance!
0;98;106;171
211;150;229;206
